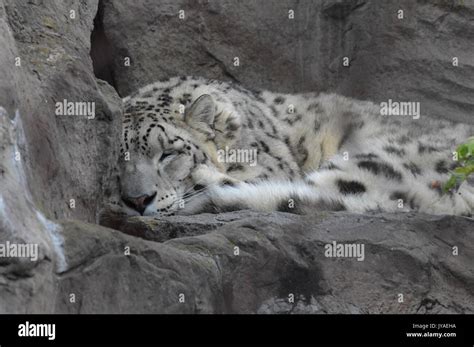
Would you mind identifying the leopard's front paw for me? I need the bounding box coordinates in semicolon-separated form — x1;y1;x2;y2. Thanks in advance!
192;164;239;187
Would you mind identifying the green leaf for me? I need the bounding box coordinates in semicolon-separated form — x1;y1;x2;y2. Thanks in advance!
456;144;469;161
443;172;467;192
443;174;459;192
442;136;474;194
453;166;471;175
467;141;474;156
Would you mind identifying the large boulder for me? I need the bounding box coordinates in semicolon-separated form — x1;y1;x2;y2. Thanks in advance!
0;0;121;222
99;0;474;123
58;211;474;313
0;108;59;313
0;0;120;313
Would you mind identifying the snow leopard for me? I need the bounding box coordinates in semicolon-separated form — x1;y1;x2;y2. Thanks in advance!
119;76;474;217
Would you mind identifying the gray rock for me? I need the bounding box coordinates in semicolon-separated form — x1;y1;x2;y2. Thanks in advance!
0;0;121;222
0;0;120;313
0;107;58;313
100;0;474;124
55;211;474;313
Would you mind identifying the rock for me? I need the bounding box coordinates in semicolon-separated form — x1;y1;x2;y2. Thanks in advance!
99;0;474;124
99;206;244;242
0;0;120;313
0;0;121;222
322;0;367;19
0;107;60;313
54;211;474;313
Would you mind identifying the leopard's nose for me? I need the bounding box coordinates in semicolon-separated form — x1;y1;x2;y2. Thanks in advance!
122;191;157;215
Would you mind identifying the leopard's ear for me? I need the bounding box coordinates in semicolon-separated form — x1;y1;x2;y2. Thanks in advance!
185;94;216;138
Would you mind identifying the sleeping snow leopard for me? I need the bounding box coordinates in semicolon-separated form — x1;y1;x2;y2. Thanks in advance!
119;76;474;217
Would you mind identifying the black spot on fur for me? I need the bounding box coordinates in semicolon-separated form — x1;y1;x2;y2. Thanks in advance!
274;96;285;104
403;162;421;176
354;153;379;160
338;122;355;149
307;102;322;112
269;105;280;119
247;119;254;129
259;141;270;153
283;114;303;126
383;145;406;157
435;160;449;174
397;135;411;145
314;119;320;132
320;162;340;170
228;163;244;172
156;124;165;132
296;136;308;165
358;161;403;181
418;142;439;154
337;180;366;195
221;179;236;187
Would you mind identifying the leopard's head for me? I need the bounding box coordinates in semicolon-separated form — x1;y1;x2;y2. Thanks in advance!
119;94;220;216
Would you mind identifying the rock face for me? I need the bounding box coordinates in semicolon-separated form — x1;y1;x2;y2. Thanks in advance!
0;108;57;313
0;0;120;313
1;0;473;314
59;211;474;313
0;0;121;222
99;0;474;124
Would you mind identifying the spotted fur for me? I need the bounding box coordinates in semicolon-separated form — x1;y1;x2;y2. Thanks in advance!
119;76;474;217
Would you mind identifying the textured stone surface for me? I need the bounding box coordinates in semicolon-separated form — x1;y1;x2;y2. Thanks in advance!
100;0;474;124
0;108;58;313
56;211;474;313
0;0;121;222
0;0;121;313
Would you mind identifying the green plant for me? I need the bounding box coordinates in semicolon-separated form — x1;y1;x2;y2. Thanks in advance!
443;137;474;193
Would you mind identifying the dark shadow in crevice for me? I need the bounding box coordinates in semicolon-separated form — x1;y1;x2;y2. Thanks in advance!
90;0;121;96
